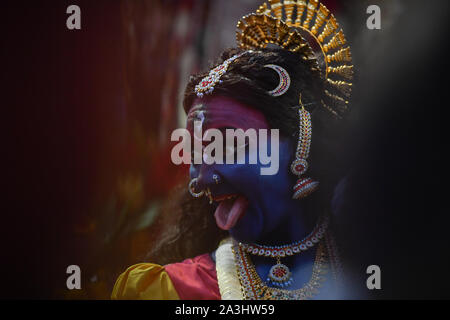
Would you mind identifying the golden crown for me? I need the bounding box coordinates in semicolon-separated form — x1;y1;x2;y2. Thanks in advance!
236;0;353;118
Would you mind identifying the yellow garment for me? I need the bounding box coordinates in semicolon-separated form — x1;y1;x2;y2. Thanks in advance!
111;263;180;300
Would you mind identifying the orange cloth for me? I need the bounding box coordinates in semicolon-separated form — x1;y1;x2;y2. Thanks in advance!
111;263;180;300
111;254;220;300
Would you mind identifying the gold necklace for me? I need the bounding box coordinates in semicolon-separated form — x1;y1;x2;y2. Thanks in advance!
232;239;329;300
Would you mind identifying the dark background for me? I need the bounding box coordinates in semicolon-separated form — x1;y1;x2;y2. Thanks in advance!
2;0;449;299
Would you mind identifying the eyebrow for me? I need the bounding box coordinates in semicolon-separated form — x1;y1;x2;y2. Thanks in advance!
187;104;207;122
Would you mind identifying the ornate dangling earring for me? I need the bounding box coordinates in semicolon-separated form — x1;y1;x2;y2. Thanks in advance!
291;95;319;199
262;65;318;199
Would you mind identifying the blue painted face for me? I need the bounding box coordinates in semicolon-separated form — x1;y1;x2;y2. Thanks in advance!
187;96;310;245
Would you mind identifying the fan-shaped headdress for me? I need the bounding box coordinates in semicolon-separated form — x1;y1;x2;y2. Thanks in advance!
236;0;353;118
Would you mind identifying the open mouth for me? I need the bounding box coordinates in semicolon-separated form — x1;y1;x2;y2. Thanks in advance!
213;194;238;202
213;194;249;231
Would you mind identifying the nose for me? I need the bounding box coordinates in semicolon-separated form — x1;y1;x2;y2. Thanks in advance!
189;163;218;191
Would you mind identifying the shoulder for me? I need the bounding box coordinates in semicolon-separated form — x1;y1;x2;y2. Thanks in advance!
111;263;180;300
111;254;220;300
164;253;221;300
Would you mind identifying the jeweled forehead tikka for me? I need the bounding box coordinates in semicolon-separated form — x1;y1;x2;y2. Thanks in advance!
194;51;247;98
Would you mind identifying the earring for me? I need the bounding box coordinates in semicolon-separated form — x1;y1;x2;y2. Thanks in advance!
291;95;319;199
188;178;204;198
213;174;220;185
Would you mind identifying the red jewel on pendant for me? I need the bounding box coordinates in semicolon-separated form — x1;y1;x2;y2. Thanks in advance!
273;266;287;277
290;158;308;176
267;261;293;288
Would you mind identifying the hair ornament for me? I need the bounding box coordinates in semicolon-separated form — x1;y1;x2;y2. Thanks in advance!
264;64;291;97
195;51;247;98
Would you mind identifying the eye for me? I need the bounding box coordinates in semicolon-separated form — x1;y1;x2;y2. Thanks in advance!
224;144;235;156
220;127;250;162
224;140;249;154
236;139;249;151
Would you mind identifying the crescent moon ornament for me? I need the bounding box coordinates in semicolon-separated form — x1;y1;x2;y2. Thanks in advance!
264;64;291;97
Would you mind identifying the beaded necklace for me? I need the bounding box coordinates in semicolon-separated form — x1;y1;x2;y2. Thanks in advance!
239;216;329;287
232;239;329;300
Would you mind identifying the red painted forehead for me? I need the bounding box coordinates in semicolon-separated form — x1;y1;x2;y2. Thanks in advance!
186;96;269;131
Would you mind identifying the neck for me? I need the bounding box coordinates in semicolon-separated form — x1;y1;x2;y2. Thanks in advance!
255;196;319;247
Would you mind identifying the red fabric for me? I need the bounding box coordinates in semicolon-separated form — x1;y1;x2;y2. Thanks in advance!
164;254;220;300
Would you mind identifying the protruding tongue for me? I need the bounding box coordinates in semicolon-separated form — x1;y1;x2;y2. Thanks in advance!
214;196;248;230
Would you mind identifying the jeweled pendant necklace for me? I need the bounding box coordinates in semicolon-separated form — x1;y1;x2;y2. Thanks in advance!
232;239;329;300
239;216;329;288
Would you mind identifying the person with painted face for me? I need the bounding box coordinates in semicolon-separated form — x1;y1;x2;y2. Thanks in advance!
112;0;354;300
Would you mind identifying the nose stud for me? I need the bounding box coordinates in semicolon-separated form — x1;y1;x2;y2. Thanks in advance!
188;178;204;198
